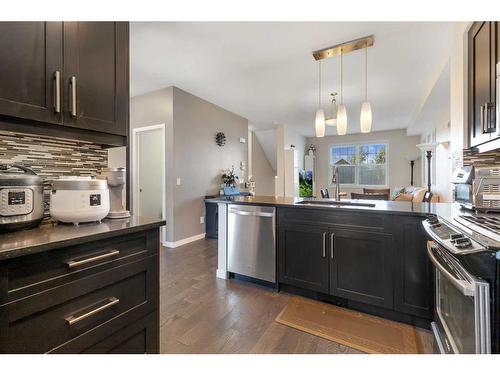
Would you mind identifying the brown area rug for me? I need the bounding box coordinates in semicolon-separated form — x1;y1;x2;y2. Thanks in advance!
276;296;430;354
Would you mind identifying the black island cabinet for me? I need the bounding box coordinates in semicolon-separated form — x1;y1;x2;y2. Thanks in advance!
277;207;433;326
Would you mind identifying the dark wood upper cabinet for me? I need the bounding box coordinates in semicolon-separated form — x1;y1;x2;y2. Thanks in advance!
329;228;394;309
0;22;63;125
468;21;497;147
63;22;129;136
0;21;128;141
278;224;330;294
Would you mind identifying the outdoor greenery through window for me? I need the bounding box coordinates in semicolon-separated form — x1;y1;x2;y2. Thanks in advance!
330;143;387;186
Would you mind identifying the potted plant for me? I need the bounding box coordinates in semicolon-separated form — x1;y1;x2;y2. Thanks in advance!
221;166;239;187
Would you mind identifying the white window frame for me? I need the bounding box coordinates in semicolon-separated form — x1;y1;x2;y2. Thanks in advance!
328;141;389;188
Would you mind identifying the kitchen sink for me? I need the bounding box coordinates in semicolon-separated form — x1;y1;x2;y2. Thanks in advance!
296;200;376;208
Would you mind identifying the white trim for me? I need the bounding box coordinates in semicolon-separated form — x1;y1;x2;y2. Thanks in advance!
132;124;167;243
216;203;228;279
216;269;228;279
163;233;206;248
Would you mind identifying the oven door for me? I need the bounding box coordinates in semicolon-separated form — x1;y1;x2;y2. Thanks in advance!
452;183;473;206
427;241;491;354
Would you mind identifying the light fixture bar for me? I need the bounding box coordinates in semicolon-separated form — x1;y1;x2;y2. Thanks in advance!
312;35;374;61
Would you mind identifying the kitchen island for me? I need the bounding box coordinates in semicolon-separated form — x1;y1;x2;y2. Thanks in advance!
207;195;445;328
0;216;164;354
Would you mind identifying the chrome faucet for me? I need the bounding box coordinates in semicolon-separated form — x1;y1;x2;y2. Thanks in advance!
331;166;341;201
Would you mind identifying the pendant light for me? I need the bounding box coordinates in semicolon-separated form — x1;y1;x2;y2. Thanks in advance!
325;93;338;126
315;61;325;138
360;41;372;133
336;49;347;135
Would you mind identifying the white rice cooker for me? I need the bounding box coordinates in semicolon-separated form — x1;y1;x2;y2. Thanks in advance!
50;176;110;225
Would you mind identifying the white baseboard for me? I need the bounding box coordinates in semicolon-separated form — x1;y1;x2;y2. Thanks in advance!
163;233;206;248
216;269;228;279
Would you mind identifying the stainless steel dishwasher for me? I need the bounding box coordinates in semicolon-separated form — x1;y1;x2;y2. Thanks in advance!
227;204;276;283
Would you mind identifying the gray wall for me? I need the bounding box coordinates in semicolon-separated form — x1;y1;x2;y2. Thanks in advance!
130;87;175;241
251;132;275;196
172;87;248;241
130;87;248;243
307;129;421;197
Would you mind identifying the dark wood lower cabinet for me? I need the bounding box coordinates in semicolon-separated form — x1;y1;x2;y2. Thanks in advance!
278;224;329;293
330;228;394;309
277;208;433;324
54;312;158;354
393;217;433;318
0;229;160;354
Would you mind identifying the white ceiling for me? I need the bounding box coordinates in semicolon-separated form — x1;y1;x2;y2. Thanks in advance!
130;22;453;137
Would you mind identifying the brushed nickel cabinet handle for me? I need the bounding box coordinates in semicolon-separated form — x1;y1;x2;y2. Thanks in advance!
70;76;77;117
330;233;334;259
53;71;61;113
481;104;486;134
66;249;120;269
486;103;490;132
65;297;120;326
322;232;326;258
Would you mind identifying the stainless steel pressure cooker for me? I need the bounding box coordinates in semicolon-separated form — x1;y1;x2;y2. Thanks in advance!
0;164;44;232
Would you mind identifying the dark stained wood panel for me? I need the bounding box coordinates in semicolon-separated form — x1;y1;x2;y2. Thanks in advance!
63;22;129;136
278;224;330;293
329;228;394;309
0;22;63;124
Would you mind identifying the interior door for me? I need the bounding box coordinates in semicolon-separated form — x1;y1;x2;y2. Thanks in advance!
0;22;63;124
136;128;164;220
469;22;495;146
63;22;128;136
329;228;394;308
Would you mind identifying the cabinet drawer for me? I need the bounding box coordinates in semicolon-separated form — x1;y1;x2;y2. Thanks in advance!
0;256;158;353
1;230;158;303
278;207;386;230
64;312;158;354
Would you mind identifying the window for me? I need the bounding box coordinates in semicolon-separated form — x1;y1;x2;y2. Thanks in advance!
329;143;387;186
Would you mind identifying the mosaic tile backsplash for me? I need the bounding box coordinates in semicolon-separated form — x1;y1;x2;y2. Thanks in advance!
463;148;500;167
0;130;108;215
0;130;108;178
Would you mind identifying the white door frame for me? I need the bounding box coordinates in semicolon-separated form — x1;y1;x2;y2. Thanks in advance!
132;124;166;242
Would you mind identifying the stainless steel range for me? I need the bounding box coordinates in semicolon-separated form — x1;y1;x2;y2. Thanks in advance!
423;208;500;354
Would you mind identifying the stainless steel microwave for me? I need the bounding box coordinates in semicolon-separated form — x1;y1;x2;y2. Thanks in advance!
451;166;500;212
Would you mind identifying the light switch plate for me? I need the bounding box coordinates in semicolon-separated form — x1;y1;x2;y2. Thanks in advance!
200;216;204;224
176;178;181;185
239;137;246;144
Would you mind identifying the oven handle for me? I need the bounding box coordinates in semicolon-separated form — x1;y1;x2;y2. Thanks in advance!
427;241;474;296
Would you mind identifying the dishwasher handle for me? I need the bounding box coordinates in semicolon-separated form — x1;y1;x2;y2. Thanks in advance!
228;210;274;218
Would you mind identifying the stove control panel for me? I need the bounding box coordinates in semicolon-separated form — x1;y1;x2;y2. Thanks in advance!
423;215;486;255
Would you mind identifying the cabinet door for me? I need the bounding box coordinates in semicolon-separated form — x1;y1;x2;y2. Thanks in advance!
278;224;329;293
469;22;495;146
63;22;129;136
393;218;433;318
0;22;63;124
329;228;394;308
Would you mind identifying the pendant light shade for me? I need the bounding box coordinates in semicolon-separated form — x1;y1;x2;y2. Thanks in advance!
360;102;372;133
315;109;325;137
337;104;347;135
314;61;325;137
360;42;372;133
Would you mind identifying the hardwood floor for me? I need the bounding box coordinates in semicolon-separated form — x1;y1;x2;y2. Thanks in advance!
159;238;430;354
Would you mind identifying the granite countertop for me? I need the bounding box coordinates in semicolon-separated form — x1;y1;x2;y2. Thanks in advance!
205;195;450;217
0;216;166;261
